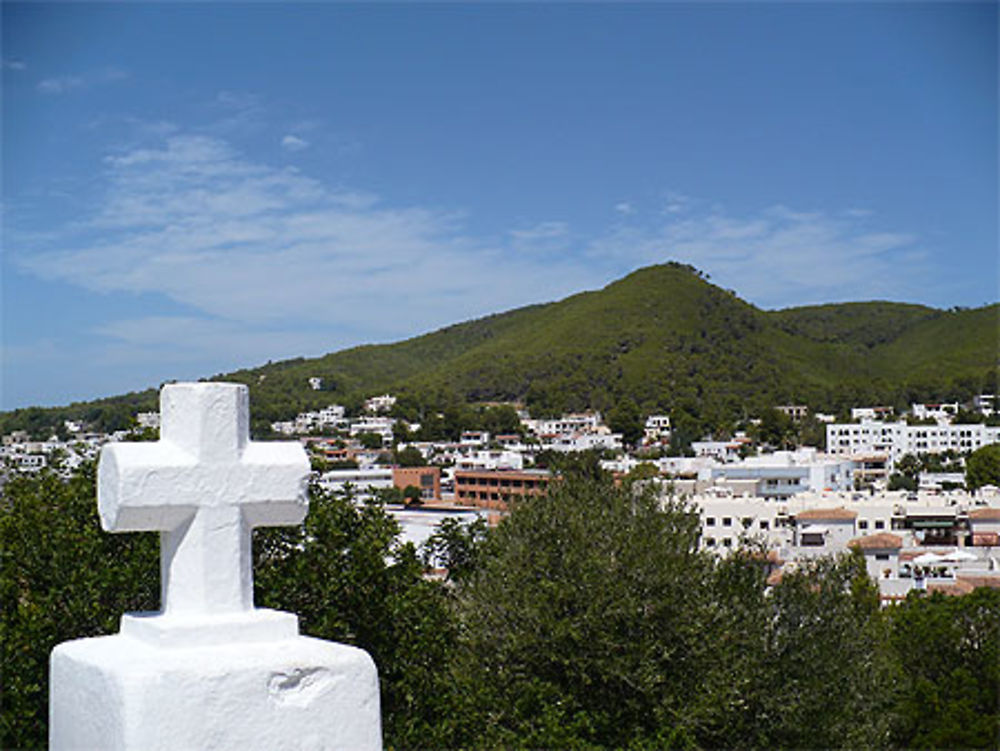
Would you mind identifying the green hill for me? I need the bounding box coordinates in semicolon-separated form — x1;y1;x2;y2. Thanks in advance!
2;263;997;437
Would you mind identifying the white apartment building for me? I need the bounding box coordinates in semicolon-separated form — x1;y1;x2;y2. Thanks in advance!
455;449;524;471
317;468;394;498
706;450;856;499
775;405;809;421
826;420;1000;469
851;406;894;421
460;431;490;447
364;394;397;413
910;402;959;423
317;405;346;426
349;416;396;445
643;415;672;443
543;432;623;453
691;440;744;463
523;412;603;437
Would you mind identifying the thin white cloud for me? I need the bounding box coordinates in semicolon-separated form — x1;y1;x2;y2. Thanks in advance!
38;76;85;94
3;59;27;71
17;133;594;340
281;134;310;152
663;191;690;214
37;67;127;95
614;202;635;216
509;221;569;242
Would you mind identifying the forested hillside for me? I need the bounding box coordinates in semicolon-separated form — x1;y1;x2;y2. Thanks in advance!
2;263;997;438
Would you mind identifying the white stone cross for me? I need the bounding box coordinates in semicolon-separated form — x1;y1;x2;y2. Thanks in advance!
98;382;309;616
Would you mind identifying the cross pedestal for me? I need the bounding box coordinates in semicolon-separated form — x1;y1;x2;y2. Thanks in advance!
50;383;382;750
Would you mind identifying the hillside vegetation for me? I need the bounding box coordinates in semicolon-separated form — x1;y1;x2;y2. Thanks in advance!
3;263;997;437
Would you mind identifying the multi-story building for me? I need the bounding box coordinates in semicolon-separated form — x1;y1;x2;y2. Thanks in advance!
316;468;394;497
349;416;396;446
775;405;809;421
826;420;1000;469
454;468;552;510
707;450;856;498
522;412;602;437
393;466;441;502
455;450;524;471
643;415;672;444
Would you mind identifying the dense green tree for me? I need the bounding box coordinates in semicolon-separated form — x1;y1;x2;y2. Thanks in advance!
402;485;423;506
357;431;384;450
888;589;1000;748
422;516;489;583
755;408;795;450
607;397;644;447
447;475;716;748
966;444;1000;491
1;464;159;748
394;445;426;467
479;405;522;436
888;472;918;492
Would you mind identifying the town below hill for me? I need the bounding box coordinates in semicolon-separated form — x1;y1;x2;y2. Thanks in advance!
5;387;1000;606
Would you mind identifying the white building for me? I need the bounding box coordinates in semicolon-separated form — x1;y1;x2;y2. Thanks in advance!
706;449;856;498
849;532;904;581
691;440;744;463
136;412;160;430
460;430;490;447
523;412;603;437
826;419;1000;469
317;468;394;498
851;406;894;421
972;394;996;416
455;449;524;471
308;376;323;390
643;415;672;444
317;405;346;427
543;432;623;453
910;402;959;423
775;405;809;421
349;416;396;445
364;394;397;413
792;507;858;556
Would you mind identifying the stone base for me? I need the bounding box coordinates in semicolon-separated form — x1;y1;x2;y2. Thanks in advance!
50;618;382;750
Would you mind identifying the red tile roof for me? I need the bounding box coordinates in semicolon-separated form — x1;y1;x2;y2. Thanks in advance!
795;507;857;521
849;533;903;550
968;507;1000;521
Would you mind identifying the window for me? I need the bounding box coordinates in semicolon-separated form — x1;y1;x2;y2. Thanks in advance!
859;520;868;530
759;520;769;530
723;517;732;527
801;533;825;547
875;520;885;530
706;517;716;526
705;537;715;547
875;553;889;561
722;538;732;547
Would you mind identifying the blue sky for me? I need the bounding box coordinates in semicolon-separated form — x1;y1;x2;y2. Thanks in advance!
3;2;997;409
